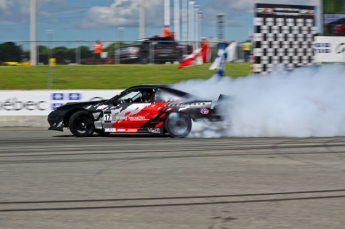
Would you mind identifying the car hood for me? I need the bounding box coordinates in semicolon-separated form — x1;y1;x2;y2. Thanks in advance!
57;100;107;110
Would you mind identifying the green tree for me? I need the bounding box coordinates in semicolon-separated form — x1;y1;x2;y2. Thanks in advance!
0;42;24;63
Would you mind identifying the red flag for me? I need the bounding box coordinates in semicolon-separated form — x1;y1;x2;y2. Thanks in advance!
177;48;203;69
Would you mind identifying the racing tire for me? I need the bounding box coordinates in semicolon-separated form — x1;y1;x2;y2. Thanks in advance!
165;112;192;138
95;130;110;136
68;110;95;137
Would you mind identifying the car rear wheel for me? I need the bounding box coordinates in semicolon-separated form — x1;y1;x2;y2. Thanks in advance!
69;110;95;137
165;112;192;138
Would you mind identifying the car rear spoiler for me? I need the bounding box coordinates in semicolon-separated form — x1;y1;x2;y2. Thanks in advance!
211;94;234;109
217;94;234;101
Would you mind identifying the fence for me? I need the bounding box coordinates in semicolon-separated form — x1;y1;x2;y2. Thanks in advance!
0;40;245;65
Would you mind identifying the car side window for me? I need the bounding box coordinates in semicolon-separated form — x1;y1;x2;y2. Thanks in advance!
155;89;183;102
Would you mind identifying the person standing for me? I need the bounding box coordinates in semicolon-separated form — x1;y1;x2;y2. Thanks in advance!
162;25;171;37
200;37;210;63
241;40;252;62
93;40;103;64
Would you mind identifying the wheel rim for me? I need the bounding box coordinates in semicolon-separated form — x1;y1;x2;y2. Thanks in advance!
168;114;189;136
73;115;93;134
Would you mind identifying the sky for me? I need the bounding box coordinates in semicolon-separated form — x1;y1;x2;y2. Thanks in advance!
0;0;321;49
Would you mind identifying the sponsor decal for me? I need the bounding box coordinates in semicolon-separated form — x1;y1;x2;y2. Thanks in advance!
200;108;209;114
315;43;331;53
148;128;161;133
52;103;64;110
103;113;112;122
115;128;138;132
257;8;273;14
68;93;81;100
128;116;146;121
0;98;46;111
51;92;81;110
335;43;345;53
52;93;64;100
104;128;116;132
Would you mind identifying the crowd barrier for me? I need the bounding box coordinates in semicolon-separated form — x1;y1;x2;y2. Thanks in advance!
0;40;244;65
0;90;123;128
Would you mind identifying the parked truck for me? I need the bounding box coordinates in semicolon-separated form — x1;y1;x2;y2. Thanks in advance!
114;36;193;64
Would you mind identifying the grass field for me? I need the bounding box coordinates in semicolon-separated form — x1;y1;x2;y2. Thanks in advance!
0;63;251;90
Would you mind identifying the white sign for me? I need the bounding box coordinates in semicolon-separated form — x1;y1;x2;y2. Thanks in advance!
314;36;345;62
0;90;123;116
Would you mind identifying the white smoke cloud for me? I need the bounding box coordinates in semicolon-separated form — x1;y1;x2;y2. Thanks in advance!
78;0;164;29
173;64;345;137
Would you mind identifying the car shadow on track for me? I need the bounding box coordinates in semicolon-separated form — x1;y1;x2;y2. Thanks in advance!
53;133;172;138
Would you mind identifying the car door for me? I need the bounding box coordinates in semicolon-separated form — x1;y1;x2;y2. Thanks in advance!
101;89;153;133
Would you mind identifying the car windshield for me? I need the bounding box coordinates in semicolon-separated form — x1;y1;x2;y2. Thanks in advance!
132;40;144;45
118;90;141;101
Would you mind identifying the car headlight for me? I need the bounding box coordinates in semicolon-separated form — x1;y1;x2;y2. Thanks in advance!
128;47;139;54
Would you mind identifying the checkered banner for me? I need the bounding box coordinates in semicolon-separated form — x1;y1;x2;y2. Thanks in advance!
253;3;316;74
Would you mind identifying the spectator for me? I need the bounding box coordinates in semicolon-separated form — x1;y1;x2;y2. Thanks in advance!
200;37;210;63
241;40;252;62
93;40;103;64
162;25;171;37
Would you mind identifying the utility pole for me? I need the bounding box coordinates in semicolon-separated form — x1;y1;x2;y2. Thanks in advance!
182;0;188;42
174;0;180;41
30;0;37;66
188;0;195;42
139;0;145;39
164;0;170;26
46;30;54;89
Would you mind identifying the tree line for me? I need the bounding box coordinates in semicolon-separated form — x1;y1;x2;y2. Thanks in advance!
0;42;121;65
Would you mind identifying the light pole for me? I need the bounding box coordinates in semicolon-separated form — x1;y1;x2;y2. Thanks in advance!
164;0;170;27
75;40;81;65
188;0;195;43
117;27;125;64
194;5;199;43
182;0;188;42
46;30;54;89
174;0;180;41
118;27;125;43
139;0;145;39
30;0;37;66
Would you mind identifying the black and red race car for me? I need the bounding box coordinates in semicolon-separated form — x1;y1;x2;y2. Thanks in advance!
47;85;229;138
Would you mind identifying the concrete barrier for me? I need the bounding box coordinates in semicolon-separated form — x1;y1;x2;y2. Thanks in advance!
0;116;47;128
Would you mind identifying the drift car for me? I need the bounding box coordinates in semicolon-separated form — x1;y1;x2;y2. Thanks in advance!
47;85;228;138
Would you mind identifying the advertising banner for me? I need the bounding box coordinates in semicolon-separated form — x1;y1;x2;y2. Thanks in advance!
253;3;315;74
322;0;345;36
0;90;123;116
314;36;345;62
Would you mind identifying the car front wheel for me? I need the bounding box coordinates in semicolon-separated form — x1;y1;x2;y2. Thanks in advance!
68;110;95;137
165;112;192;138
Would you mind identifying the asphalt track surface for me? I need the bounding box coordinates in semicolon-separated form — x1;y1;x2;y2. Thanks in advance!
1;128;345;229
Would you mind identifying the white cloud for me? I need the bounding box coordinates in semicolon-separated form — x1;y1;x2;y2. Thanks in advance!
0;0;65;24
0;0;14;12
78;0;164;29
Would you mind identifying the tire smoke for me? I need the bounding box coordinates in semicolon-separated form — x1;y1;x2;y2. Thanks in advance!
173;64;345;137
